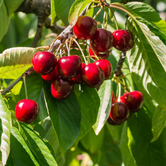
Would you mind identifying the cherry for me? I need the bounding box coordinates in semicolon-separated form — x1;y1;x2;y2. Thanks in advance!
73;16;97;40
107;116;122;126
110;102;130;123
15;99;39;124
112;29;134;52
81;63;105;88
94;59;112;80
41;66;59;81
57;55;82;79
122;91;144;112
88;45;110;59
71;62;85;84
90;28;114;53
32;51;57;75
112;91;115;103
51;77;74;99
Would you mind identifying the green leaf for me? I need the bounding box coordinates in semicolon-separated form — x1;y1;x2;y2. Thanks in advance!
126;106;166;166
80;128;104;154
0;0;10;41
20;123;58;166
98;124;122;166
93;80;112;135
55;0;75;25
10;127;39;166
48;128;65;166
5;0;24;15
51;0;57;25
0;47;48;79
126;14;166;141
74;84;100;141
120;123;136;166
20;72;48;122
0;94;11;166
43;82;81;154
68;0;92;26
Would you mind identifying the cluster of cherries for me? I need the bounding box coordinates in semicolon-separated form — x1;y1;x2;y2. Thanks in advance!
14;15;138;125
107;91;144;125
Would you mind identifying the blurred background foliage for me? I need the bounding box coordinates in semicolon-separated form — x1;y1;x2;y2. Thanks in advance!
0;0;165;53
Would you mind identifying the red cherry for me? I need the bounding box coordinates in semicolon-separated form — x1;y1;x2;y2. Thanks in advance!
71;62;85;84
90;28;114;52
81;63;105;88
32;51;57;75
73;16;97;40
110;102;130;123
88;45;111;59
57;55;82;79
122;91;144;112
15;99;39;124
51;77;74;99
94;59;112;80
41;66;59;81
113;29;134;52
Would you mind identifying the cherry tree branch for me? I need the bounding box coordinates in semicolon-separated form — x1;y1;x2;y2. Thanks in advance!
114;52;126;76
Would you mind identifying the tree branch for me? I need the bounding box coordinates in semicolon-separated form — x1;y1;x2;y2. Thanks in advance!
114;52;126;76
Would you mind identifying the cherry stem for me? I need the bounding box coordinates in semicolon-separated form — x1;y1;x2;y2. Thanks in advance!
55;43;63;58
93;6;103;19
88;42;99;60
23;75;28;99
102;8;108;29
73;38;88;65
48;36;61;52
117;81;121;102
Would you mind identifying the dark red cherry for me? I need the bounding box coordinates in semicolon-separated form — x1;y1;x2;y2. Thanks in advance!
51;77;74;99
41;66;59;81
57;55;82;79
107;116;122;126
73;16;97;40
32;51;57;75
88;45;111;59
113;29;134;52
81;63;105;88
94;59;112;80
110;102;130;123
90;28;114;52
122;91;144;112
15;99;39;124
71;62;85;84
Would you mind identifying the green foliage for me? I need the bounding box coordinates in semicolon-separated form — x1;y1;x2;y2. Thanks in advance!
1;0;166;165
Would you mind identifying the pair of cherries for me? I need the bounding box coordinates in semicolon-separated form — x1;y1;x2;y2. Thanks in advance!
108;91;144;125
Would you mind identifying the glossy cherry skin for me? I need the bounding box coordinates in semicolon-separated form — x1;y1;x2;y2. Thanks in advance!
88;45;110;59
94;59;112;80
32;51;57;75
122;91;144;112
73;16;97;40
41;66;59;81
113;30;134;52
81;63;105;88
57;55;82;79
110;102;130;123
15;99;39;124
71;62;85;84
51;77;74;99
90;28;114;52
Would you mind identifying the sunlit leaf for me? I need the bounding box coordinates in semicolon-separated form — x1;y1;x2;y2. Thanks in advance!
0;47;48;79
93;80;112;135
0;94;11;166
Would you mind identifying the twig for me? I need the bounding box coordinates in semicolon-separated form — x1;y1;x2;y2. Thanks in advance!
1;67;34;95
114;52;126;76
